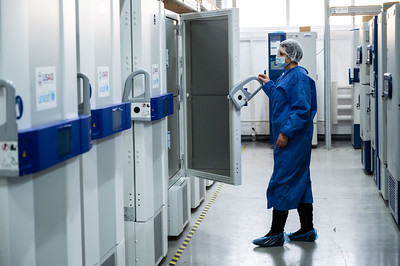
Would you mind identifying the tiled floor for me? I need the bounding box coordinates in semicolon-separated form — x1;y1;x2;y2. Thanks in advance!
161;141;400;266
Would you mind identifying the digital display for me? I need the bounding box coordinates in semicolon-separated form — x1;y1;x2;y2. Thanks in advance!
57;125;72;158
163;97;169;114
112;108;122;132
270;60;282;70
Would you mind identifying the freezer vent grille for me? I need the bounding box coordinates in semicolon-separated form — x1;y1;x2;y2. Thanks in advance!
389;174;396;215
154;211;163;263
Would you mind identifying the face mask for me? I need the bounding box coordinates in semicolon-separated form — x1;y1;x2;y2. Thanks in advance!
276;56;288;68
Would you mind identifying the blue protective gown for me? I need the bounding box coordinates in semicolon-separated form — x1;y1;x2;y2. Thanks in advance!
262;66;317;211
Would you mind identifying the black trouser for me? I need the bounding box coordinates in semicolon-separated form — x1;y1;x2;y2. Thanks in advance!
267;209;289;236
296;202;314;233
267;203;314;236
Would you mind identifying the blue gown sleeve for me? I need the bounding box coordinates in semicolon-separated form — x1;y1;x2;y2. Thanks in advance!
262;80;276;100
310;79;318;120
279;77;312;139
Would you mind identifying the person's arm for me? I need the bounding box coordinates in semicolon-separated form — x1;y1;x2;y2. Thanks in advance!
258;74;276;99
261;80;276;99
279;77;312;139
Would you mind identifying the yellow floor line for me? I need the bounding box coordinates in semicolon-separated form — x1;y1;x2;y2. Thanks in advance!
168;145;247;265
242;145;247;155
168;183;224;265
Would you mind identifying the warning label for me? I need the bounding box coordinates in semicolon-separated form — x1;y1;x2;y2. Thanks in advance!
0;141;19;171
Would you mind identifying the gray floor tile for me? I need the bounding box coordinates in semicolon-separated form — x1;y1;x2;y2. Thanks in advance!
161;141;400;266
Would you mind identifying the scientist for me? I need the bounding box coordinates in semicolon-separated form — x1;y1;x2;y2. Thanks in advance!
252;39;318;247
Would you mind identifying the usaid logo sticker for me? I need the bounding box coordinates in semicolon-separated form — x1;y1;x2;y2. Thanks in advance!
98;66;110;98
152;64;160;89
36;67;57;111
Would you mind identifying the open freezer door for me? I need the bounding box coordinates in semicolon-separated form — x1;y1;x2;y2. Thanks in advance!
181;9;241;185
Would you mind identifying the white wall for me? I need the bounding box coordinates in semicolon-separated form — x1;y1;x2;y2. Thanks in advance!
239;26;354;136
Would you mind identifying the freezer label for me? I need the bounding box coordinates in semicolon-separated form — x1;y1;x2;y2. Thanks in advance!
98;66;110;98
152;64;160;89
36;66;57;111
0;142;18;171
271;41;281;56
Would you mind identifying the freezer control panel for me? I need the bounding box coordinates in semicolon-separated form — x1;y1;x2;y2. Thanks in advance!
91;102;131;140
129;93;174;121
131;102;151;120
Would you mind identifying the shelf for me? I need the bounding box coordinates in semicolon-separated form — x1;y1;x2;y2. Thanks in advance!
337;115;352;121
164;0;199;14
337;105;352;110
337;94;352;100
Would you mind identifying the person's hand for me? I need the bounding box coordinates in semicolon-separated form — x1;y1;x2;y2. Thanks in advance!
275;133;289;148
258;74;270;84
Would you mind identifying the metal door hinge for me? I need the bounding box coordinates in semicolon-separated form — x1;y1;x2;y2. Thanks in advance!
177;25;182;36
180;153;185;170
124;207;135;222
178;85;183;102
179;56;183;69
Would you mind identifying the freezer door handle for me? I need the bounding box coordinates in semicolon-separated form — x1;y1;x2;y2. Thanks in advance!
228;76;263;110
122;70;151;102
15;96;23;120
383;73;392;100
0;79;18;139
0;79;19;177
77;73;91;116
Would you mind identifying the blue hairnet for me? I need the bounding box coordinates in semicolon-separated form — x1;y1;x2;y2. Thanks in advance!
280;39;303;63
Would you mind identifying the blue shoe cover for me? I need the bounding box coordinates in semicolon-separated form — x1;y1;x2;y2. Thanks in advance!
252;232;290;247
288;229;318;242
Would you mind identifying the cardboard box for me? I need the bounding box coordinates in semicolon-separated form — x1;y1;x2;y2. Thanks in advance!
299;26;311;32
362;15;374;22
383;2;399;11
